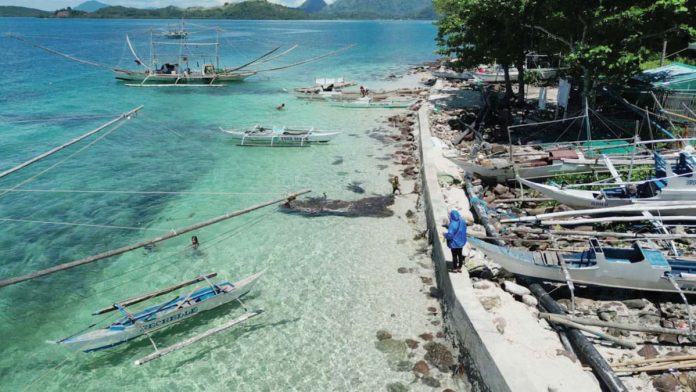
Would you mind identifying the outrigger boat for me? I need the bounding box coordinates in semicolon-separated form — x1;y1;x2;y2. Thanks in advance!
220;125;340;146
163;19;188;39
331;97;416;109
518;150;696;213
469;237;696;294
54;272;263;358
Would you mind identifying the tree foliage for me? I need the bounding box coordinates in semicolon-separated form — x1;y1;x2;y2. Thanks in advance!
435;0;696;103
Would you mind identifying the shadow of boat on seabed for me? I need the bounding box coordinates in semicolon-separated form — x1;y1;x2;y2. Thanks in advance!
280;195;395;218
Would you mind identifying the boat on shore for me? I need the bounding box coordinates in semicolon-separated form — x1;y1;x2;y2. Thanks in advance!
469;237;696;294
331;98;416;109
220;125;340;146
55;272;263;353
518;151;696;213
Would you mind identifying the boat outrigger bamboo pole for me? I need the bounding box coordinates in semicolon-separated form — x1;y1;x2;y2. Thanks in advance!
0;190;310;289
0;106;144;180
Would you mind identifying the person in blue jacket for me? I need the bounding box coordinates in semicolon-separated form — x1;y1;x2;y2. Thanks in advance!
444;209;467;272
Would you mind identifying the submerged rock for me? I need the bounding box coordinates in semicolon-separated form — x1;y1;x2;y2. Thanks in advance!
377;330;393;341
413;360;429;376
424;341;455;372
405;339;419;349
386;382;409;392
346;181;366;194
422;376;441;388
376;339;408;358
281;195;394;218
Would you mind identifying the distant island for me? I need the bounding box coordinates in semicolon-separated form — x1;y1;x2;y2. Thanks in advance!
0;0;437;20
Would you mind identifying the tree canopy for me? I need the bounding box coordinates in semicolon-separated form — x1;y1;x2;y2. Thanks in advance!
435;0;696;102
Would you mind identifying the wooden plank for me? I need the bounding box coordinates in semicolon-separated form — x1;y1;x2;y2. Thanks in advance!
92;273;217;315
134;309;264;365
0;190;310;288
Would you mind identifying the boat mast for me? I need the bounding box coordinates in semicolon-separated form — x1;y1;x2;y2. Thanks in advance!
216;29;220;70
584;97;592;141
149;29;155;70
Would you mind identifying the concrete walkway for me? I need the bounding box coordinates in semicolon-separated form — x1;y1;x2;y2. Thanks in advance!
416;105;600;392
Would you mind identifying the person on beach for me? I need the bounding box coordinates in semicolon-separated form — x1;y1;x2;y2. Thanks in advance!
191;235;200;249
276;103;285;110
444;209;467;273
390;176;401;195
360;85;366;97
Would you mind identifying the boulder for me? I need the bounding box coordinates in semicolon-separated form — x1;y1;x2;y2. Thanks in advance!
653;374;680;392
522;294;538;307
503;281;531;297
637;344;659;359
493;184;509;195
419;333;434;341
479;296;501;311
472;280;492;290
622;298;649;310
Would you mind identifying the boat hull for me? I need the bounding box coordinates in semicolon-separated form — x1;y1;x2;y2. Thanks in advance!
469;238;696;294
58;272;262;352
221;126;339;147
114;70;256;84
448;157;609;182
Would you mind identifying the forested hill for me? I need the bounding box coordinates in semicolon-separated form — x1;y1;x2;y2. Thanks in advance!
0;6;50;17
321;0;436;19
0;0;438;20
89;2;308;19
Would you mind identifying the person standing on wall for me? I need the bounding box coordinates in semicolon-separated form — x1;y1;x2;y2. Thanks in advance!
444;209;467;273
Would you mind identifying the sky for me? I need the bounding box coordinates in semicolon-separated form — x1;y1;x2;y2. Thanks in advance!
0;0;335;11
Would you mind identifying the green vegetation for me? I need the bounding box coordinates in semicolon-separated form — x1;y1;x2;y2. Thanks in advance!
0;6;50;17
434;0;696;103
321;0;435;19
89;1;308;20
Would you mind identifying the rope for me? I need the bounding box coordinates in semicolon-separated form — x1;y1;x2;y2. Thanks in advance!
6;33;118;71
0;120;126;200
0;188;280;196
256;44;355;73
0;218;168;232
21;357;70;392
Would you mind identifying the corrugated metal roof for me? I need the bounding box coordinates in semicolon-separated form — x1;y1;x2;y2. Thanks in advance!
636;62;696;90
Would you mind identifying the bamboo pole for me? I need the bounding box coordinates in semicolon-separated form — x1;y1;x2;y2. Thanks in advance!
615;353;696;367
542;215;696;226
539;313;694;337
134;309;264;365
0;190;310;288
503;203;696;223
614;360;696;373
543;315;636;349
93;273;218;315
511;227;696;240
0;106;144;180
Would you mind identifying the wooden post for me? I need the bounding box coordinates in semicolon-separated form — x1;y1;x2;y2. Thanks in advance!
0;190;310;288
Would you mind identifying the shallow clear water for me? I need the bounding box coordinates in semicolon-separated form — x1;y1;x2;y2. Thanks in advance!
0;18;449;391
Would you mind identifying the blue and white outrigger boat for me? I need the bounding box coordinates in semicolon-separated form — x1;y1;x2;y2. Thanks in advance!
54;271;263;363
469;237;696;294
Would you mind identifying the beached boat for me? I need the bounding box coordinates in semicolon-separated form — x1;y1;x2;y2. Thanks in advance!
293;88;395;101
432;68;473;80
469;237;696;294
220;125;340;146
518;151;696;213
331;98;416;109
56;272;263;353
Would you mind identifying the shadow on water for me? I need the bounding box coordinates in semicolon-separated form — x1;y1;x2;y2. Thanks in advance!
280;195;394;218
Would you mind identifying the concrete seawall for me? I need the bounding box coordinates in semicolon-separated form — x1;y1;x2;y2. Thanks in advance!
416;105;539;392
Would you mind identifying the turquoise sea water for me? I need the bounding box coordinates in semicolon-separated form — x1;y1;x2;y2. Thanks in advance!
0;19;445;391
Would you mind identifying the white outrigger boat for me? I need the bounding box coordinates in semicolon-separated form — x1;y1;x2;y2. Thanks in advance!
469;237;696;294
55;272;263;358
220;125;340;147
518;151;696;214
331;97;416;109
